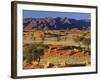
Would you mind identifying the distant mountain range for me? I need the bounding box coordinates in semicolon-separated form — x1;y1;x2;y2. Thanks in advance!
23;17;90;31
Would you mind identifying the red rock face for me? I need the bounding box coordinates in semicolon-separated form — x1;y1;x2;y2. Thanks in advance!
43;45;89;58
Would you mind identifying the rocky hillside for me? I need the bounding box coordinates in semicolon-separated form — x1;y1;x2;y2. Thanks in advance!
23;17;90;31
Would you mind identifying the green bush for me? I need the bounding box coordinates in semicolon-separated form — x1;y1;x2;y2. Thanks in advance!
23;43;44;64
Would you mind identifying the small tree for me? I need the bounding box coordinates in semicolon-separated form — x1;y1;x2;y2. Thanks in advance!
74;35;84;48
34;48;44;62
56;35;60;41
64;31;68;41
82;38;91;52
23;43;44;64
23;44;36;64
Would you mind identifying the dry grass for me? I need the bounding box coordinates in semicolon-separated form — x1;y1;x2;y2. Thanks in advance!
23;29;91;69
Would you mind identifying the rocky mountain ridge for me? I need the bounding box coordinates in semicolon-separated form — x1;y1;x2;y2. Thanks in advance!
23;17;90;31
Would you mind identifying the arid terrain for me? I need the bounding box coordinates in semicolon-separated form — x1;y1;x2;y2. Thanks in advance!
23;28;91;69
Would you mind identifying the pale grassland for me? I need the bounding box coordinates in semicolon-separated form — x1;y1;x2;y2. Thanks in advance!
40;56;90;64
23;35;87;48
23;30;91;69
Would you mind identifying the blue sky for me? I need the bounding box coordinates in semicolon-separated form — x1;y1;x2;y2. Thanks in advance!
23;10;90;20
